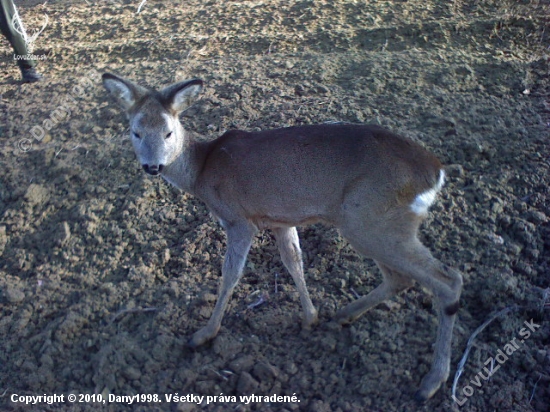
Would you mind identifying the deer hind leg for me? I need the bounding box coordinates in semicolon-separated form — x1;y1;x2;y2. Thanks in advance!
339;218;462;401
273;227;318;329
188;222;257;348
334;262;414;324
412;256;462;402
376;240;463;401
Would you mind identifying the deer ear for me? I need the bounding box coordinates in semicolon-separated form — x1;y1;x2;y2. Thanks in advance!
162;79;203;113
102;73;148;111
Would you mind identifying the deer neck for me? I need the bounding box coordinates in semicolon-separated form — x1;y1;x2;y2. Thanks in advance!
160;129;206;195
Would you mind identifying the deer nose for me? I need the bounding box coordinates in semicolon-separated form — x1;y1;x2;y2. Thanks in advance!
142;164;164;175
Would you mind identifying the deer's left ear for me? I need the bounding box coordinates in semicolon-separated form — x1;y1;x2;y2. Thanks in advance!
161;79;203;113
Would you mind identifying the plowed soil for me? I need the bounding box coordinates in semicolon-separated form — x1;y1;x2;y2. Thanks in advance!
1;0;549;411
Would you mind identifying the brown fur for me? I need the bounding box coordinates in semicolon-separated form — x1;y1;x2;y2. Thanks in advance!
102;73;463;402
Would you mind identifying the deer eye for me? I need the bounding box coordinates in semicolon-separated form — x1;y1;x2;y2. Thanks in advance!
165;131;173;139
132;131;141;139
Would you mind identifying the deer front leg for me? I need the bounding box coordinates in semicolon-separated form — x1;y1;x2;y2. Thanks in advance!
273;227;318;329
188;223;256;347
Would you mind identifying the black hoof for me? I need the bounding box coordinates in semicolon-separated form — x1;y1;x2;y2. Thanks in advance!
413;390;428;404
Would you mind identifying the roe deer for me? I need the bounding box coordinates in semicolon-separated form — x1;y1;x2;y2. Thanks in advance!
102;73;463;401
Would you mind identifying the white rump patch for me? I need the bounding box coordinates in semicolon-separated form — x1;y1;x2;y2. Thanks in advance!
410;169;445;215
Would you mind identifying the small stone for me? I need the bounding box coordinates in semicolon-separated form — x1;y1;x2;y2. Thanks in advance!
237;371;259;393
0;225;7;255
486;232;504;245
294;84;306;96
24;184;49;206
535;349;547;363
200;292;217;303
100;387;110;400
122;366;142;381
39;354;54;368
4;286;25;303
55;222;71;246
284;361;299;375
316;85;330;94
162;248;171;264
514;201;528;212
491;200;504;214
175;402;197;412
525;210;547;224
228;355;255;373
385;341;397;353
309;400;332;412
445;164;464;177
212;334;243;360
323;321;342;333
252;361;280;381
320;335;337;351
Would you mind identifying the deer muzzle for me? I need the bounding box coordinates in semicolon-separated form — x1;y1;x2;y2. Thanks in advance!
142;164;164;175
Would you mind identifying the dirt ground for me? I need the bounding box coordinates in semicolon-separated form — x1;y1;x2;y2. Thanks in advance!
0;0;549;411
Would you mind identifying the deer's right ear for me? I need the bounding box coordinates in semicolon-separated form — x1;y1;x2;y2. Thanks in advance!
102;73;147;111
